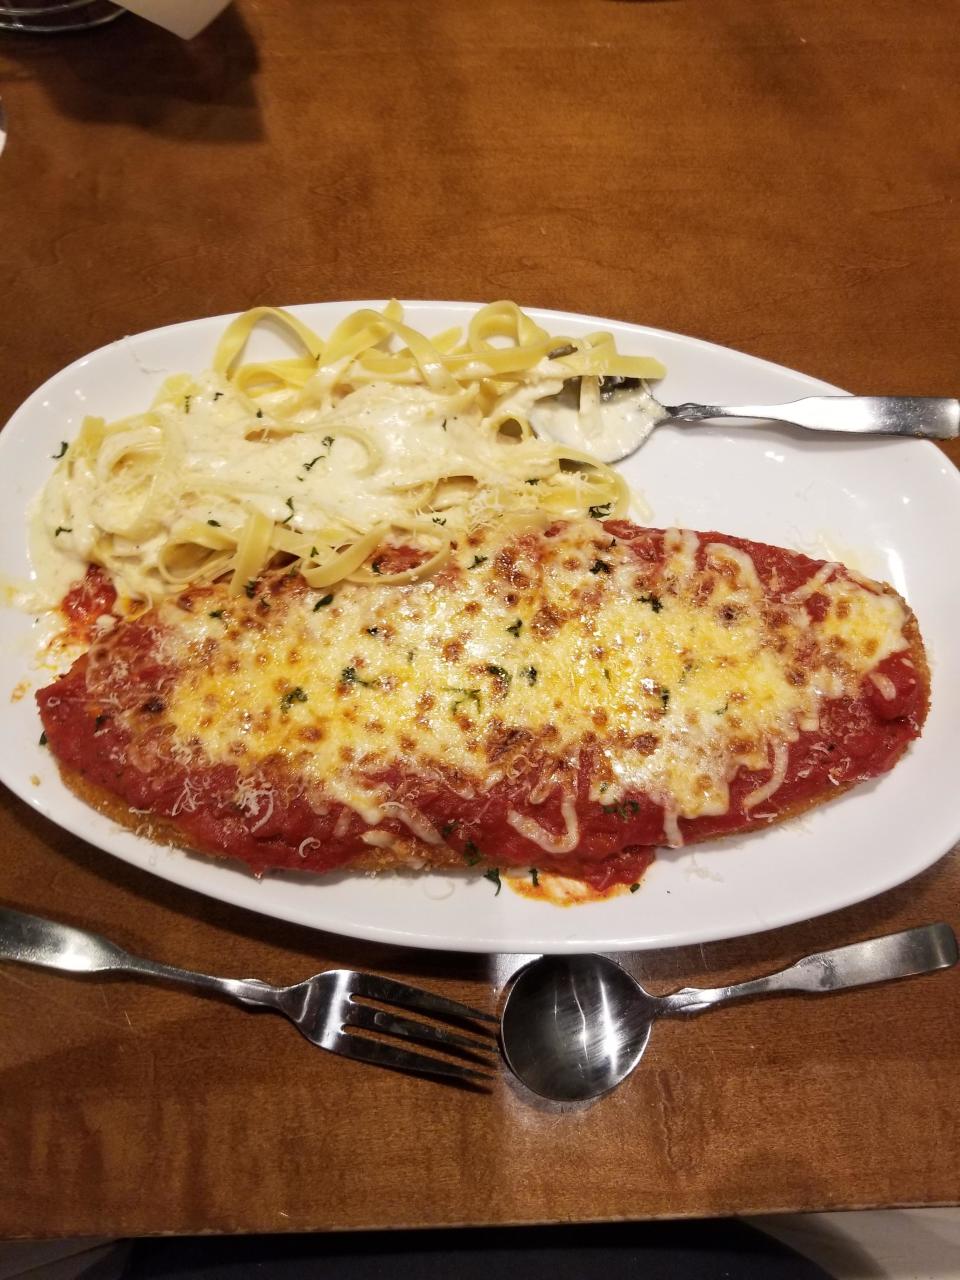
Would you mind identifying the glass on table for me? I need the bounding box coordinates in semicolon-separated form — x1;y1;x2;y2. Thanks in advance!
0;0;123;32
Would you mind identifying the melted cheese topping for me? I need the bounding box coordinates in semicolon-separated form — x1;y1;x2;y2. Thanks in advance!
88;519;910;852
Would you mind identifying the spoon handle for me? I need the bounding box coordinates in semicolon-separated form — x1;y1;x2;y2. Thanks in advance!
665;396;959;439
661;923;958;1016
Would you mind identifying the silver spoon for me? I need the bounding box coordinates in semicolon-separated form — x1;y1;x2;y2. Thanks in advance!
529;380;959;464
500;924;958;1103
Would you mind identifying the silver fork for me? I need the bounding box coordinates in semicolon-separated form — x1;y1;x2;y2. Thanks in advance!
0;906;499;1085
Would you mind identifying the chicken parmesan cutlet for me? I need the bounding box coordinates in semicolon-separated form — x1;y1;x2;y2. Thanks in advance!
37;518;928;890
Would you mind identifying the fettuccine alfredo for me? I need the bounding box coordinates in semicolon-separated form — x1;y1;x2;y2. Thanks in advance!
32;300;665;612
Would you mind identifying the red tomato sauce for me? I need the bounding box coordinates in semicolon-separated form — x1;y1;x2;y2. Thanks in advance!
36;527;926;889
36;653;920;889
59;567;118;644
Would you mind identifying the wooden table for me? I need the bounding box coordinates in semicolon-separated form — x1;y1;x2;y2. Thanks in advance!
1;0;958;1240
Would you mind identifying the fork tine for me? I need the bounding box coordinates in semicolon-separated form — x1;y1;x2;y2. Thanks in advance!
343;1002;499;1061
349;973;498;1027
333;1029;493;1084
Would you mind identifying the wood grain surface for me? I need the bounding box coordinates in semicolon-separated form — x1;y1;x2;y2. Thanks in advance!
0;0;958;1238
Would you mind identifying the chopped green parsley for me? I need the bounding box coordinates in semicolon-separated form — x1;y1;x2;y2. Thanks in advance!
446;686;481;716
280;686;308;713
483;868;502;895
602;800;640;820
340;666;374;687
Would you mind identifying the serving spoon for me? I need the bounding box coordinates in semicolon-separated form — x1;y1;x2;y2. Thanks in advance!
528;380;960;464
499;923;957;1103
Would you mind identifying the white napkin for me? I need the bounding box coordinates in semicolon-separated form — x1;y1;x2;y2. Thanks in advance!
117;0;231;39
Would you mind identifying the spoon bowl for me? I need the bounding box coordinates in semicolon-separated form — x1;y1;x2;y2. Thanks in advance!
500;924;957;1103
501;953;652;1102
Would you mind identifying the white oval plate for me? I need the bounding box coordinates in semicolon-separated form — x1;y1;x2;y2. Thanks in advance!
2;301;959;954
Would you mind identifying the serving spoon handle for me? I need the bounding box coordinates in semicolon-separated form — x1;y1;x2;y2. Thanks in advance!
664;396;959;439
660;923;957;1016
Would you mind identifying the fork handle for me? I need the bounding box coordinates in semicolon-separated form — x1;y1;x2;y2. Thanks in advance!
661;924;958;1016
665;396;959;439
0;906;281;1010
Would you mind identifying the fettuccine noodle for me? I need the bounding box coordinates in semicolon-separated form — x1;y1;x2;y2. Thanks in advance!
32;301;665;611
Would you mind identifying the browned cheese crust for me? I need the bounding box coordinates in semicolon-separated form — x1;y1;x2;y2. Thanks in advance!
51;598;929;877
